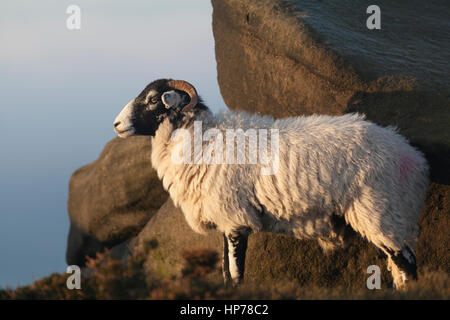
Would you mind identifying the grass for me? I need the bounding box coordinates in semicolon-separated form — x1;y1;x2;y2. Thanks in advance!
1;242;448;300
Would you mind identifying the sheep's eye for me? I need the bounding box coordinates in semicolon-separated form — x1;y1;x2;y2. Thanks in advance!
150;97;158;104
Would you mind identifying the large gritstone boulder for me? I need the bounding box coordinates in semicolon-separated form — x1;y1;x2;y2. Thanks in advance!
212;0;449;118
66;136;168;266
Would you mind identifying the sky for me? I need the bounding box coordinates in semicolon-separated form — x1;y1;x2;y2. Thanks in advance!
0;0;227;288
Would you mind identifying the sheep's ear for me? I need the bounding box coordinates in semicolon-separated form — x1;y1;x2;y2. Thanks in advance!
161;90;182;109
162;90;184;109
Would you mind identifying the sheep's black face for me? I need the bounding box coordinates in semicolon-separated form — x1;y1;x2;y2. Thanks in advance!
114;79;189;138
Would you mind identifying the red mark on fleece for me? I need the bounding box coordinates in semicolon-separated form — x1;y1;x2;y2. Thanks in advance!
398;155;415;184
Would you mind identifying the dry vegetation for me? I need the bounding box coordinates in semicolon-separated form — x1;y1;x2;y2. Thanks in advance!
1;241;448;300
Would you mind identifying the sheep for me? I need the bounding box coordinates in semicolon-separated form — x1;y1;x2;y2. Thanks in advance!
113;79;429;289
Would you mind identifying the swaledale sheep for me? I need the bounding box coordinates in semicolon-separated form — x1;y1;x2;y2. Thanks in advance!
113;79;429;289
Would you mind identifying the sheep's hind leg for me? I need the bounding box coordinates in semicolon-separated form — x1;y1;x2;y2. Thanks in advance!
385;245;418;289
225;230;249;286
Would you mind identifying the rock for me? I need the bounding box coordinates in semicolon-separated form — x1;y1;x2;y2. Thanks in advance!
66;136;168;265
287;0;450;94
212;0;364;117
130;199;223;279
66;223;104;266
212;0;449;119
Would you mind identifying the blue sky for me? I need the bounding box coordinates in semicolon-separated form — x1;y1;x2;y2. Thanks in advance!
0;0;226;287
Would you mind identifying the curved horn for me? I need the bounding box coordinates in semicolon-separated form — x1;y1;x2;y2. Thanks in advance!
167;80;198;112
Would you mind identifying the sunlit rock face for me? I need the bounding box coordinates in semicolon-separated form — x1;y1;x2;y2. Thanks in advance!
212;0;449;119
289;0;449;93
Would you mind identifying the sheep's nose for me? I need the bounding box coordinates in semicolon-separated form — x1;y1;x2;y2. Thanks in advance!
114;121;121;128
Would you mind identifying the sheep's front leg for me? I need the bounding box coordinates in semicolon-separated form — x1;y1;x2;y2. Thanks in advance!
223;231;249;286
222;233;232;286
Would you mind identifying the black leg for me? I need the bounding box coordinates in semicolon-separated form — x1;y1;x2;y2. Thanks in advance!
222;233;232;286
385;245;418;288
226;230;249;286
391;246;418;280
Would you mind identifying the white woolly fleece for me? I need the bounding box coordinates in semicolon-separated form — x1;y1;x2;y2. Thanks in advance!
151;111;429;254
